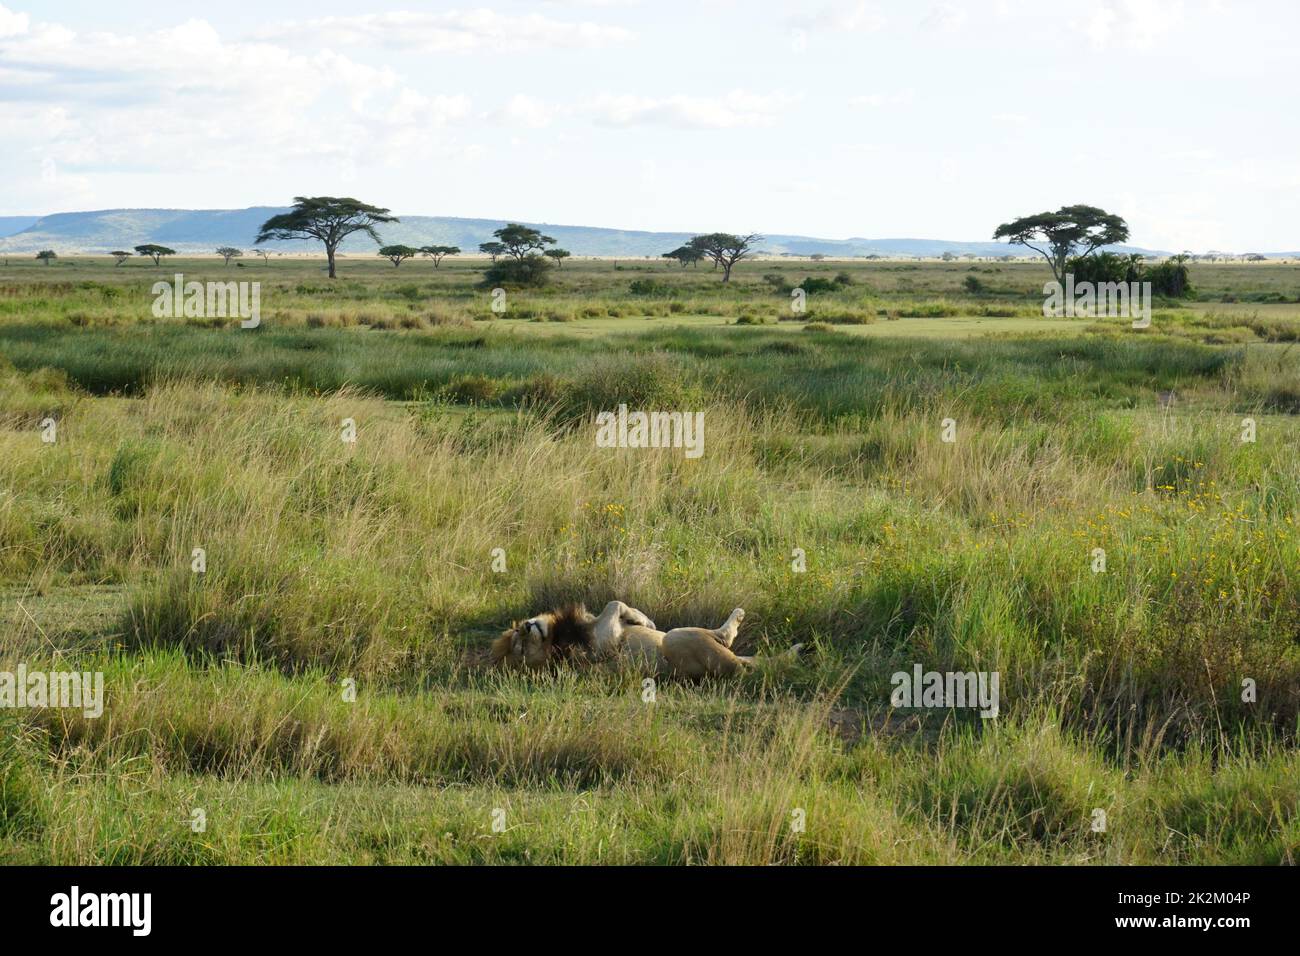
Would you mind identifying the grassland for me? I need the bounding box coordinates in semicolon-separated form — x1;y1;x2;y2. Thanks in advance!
2;255;1299;864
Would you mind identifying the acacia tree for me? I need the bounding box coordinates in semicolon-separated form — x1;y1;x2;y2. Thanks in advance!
216;246;242;265
36;249;56;265
420;244;460;268
255;197;398;279
478;241;505;262
110;250;132;267
134;244;176;266
543;248;571;268
492;223;556;260
254;249;272;263
662;245;703;268
992;205;1129;287
378;244;418;267
688;233;762;282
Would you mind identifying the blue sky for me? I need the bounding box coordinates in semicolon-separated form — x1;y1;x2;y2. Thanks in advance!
1;0;1296;250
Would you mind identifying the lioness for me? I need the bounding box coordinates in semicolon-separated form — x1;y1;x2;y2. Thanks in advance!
491;600;800;678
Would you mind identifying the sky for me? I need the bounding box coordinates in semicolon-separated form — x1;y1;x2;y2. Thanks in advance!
1;0;1296;251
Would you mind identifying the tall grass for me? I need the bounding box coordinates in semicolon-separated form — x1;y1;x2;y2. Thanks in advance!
2;259;1299;864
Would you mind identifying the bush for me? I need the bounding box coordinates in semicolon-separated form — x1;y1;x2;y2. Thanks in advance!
1067;252;1140;285
963;276;986;294
1146;261;1192;298
1067;253;1192;298
628;279;676;296
482;254;553;288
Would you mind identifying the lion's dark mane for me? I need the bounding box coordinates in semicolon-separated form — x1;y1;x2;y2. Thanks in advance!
548;603;595;658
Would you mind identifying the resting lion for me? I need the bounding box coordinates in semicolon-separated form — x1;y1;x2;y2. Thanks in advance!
491;600;801;678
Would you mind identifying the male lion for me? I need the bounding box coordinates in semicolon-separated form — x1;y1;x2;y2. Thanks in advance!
491;600;800;678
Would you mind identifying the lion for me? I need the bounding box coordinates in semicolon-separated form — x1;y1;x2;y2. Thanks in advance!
490;600;801;678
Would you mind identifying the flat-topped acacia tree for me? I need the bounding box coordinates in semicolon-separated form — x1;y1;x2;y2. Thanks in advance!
255;197;398;279
134;244;176;266
378;244;418;267
688;233;762;282
420;245;460;268
492;223;555;260
993;205;1129;288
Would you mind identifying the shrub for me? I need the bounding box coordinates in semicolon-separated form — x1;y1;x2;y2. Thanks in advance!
628;279;676;296
1067;252;1140;285
482;254;553;288
1145;261;1192;297
1067;252;1192;298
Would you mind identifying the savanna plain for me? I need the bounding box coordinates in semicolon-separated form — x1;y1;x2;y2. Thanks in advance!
2;254;1299;864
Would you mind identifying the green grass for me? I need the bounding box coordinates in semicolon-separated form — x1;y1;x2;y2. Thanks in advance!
2;257;1299;864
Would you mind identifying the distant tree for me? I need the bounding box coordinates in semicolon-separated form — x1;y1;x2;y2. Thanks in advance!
36;249;56;265
254;249;272;263
993;205;1129;287
940;251;957;261
492;224;556;260
378;244;418;267
255;197;398;279
479;241;506;262
1245;253;1267;262
687;232;762;282
810;253;826;261
420;244;461;268
110;250;132;267
216;246;242;265
543;248;571;268
662;245;703;268
134;244;176;266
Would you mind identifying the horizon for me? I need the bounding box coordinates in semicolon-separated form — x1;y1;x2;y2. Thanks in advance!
4;205;1293;255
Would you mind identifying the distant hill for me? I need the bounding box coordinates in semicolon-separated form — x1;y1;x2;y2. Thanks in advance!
0;216;40;238
0;206;1181;258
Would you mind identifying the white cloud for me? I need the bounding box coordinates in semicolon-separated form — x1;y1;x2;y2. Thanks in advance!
1075;0;1187;50
0;3;28;38
493;94;558;129
0;12;476;185
255;9;632;53
588;90;796;129
787;1;886;33
923;3;968;33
